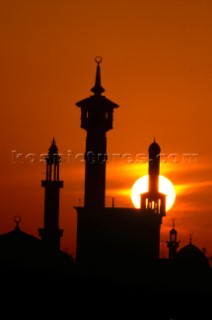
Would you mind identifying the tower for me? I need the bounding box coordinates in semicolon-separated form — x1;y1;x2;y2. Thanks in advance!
38;138;63;251
166;220;180;259
76;57;118;209
75;60;165;270
140;139;166;216
137;140;166;259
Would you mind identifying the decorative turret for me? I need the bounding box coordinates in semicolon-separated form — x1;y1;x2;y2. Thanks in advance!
166;220;180;259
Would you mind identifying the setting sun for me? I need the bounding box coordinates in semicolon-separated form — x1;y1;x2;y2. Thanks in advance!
131;175;176;211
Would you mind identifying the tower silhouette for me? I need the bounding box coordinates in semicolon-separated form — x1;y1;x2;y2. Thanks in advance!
38;138;63;251
75;59;167;271
141;140;166;215
166;219;180;259
76;57;118;209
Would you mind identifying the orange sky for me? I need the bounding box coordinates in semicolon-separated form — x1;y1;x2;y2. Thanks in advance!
0;0;212;258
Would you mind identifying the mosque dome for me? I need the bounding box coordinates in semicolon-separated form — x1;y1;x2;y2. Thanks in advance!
0;221;74;275
176;243;209;269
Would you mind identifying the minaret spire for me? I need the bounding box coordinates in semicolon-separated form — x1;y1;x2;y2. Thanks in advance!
76;57;118;209
38;138;63;251
148;139;160;193
140;140;166;216
91;56;105;95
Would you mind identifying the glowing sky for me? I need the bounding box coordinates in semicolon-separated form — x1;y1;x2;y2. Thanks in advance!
0;0;212;258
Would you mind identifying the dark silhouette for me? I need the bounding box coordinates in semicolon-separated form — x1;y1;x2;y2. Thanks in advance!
0;58;211;316
75;60;165;271
76;56;118;209
140;139;166;217
74;59;211;316
38;138;63;251
0;216;74;276
0;140;74;304
166;219;180;259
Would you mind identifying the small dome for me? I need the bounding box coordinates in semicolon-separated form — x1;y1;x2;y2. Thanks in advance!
170;228;177;235
148;140;161;154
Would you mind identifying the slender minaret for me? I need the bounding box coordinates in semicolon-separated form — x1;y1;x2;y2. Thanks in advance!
140;139;166;216
38;138;63;251
166;219;180;259
76;57;118;209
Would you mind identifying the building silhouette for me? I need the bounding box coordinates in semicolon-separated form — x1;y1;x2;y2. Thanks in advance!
75;59;168;274
0;58;211;314
74;59;211;295
0;141;74;279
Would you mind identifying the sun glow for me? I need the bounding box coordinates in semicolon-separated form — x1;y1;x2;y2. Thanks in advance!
131;175;176;211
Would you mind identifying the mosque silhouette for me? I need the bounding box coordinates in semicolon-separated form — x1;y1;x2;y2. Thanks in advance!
0;58;211;314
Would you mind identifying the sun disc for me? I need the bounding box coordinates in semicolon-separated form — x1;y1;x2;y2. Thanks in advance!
131;175;176;211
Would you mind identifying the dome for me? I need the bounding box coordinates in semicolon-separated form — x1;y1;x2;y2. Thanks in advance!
0;224;74;274
176;243;209;269
148;140;161;154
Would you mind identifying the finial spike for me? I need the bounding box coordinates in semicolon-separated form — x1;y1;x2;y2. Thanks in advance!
91;56;105;95
48;137;58;155
95;56;102;65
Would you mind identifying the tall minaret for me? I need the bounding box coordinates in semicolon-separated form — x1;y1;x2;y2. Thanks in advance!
140;139;166;216
38;138;63;251
76;57;118;209
166;220;180;259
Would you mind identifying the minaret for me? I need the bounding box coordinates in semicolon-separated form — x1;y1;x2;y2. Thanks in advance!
76;57;118;209
38;138;63;251
166;220;180;259
140;139;166;216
